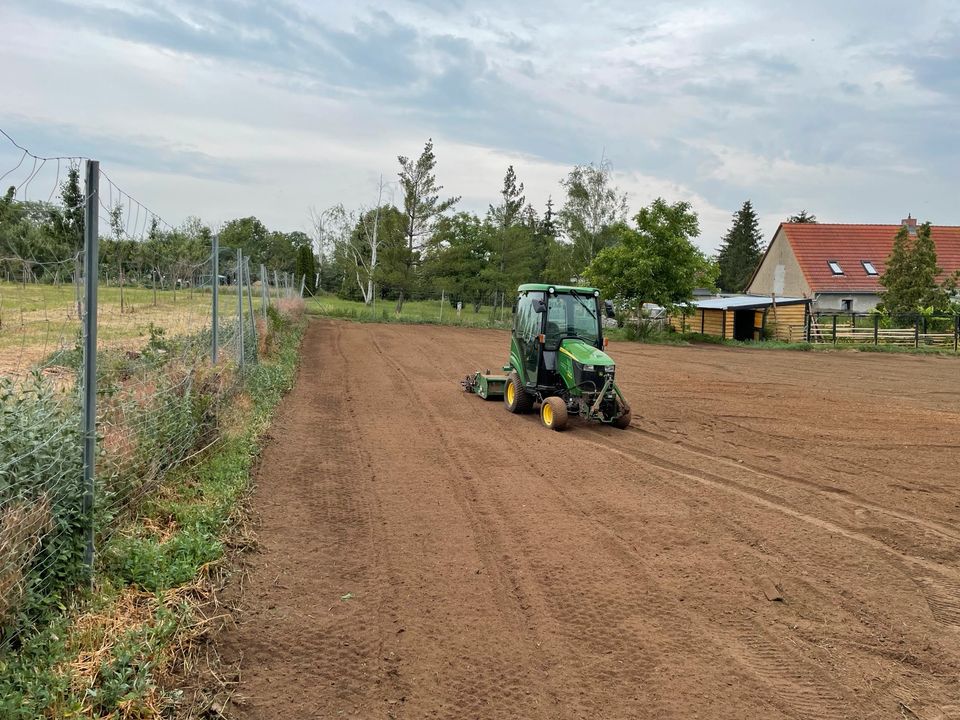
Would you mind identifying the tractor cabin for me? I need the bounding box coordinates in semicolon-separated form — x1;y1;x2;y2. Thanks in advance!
671;296;810;342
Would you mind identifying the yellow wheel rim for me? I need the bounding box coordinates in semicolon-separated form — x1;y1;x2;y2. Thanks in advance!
506;383;515;405
542;402;553;426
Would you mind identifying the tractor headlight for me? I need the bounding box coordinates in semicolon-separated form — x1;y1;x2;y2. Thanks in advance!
583;364;595;371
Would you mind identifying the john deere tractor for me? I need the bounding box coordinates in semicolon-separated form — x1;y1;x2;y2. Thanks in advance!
462;284;631;431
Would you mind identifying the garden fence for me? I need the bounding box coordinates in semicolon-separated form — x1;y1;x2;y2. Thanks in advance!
805;312;960;350
0;144;310;651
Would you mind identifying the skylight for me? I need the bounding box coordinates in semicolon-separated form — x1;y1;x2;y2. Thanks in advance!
828;260;844;275
862;260;878;276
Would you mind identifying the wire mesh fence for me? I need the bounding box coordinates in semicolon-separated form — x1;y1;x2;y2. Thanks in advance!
0;134;304;650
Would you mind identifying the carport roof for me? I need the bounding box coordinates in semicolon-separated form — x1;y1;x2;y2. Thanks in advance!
690;296;809;311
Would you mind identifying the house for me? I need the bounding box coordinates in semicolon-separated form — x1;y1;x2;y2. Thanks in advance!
746;217;960;313
670;295;810;342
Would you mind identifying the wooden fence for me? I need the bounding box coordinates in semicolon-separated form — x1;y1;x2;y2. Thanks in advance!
806;314;960;350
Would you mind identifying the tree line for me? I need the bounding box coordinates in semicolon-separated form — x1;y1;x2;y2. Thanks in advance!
0;167;313;291
3;150;954;319
313;139;720;315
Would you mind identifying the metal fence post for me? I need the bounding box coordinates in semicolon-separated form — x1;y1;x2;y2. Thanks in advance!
299;274;306;298
914;317;920;348
955;315;959;353
832;314;837;344
260;263;268;320
245;258;257;359
274;270;280;300
211;234;219;364
873;313;879;346
237;249;245;371
81;160;99;582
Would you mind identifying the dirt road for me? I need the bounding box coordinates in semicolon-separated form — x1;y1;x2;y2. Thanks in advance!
218;319;960;719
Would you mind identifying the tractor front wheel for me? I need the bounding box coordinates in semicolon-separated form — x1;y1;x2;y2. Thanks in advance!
504;371;533;414
541;396;569;431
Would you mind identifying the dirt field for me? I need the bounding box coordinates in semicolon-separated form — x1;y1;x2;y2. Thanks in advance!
217;319;960;719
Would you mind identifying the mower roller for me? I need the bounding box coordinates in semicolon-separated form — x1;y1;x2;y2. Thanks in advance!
462;283;631;431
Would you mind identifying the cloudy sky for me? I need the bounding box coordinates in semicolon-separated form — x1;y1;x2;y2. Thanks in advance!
1;0;958;252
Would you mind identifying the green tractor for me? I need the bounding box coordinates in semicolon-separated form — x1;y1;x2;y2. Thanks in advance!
462;284;631;431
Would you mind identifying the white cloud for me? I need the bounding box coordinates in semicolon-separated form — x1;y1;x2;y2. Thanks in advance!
1;0;959;257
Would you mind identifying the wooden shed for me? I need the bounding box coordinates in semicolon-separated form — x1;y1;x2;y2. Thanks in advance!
670;296;810;342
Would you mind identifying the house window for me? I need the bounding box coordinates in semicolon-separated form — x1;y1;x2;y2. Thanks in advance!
862;260;878;275
841;299;853;312
828;260;844;275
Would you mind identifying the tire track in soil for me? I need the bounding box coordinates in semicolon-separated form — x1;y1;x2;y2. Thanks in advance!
403;326;960;715
573;429;960;628
221;322;406;718
372;322;959;717
358;327;555;719
373;325;842;718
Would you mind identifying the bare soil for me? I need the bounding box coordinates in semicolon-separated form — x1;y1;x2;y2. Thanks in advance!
217;319;960;719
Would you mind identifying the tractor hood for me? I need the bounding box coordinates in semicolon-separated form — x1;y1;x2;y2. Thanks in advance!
558;338;614;366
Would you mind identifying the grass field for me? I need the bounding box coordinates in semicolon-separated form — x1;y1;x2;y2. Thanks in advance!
306;292;511;328
0;281;270;376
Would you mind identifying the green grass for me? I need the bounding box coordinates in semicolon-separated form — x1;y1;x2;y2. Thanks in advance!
0;312;305;718
0;280;270;373
307;292;511;328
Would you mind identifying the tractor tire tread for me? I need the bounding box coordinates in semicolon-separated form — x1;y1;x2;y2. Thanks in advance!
505;371;533;414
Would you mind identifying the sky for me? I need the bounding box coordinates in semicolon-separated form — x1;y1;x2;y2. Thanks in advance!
1;0;958;253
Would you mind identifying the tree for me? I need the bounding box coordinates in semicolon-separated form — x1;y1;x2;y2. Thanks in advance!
218;217;270;268
585;198;716;322
879;222;950;315
716;200;763;292
420;212;490;310
485;166;539;301
397;138;460;311
558;161;628;273
295;244;318;295
787;210;817;223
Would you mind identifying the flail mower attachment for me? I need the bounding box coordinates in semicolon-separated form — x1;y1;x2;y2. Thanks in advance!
461;370;508;400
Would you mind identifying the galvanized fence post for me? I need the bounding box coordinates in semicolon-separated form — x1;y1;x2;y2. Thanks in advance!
299;275;306;298
81;160;100;583
955;315;959;353
211;234;219;364
237;249;245;371
245;258;257;360
260;263;268;320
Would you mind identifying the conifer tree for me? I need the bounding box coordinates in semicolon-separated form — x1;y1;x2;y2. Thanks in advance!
716;200;763;292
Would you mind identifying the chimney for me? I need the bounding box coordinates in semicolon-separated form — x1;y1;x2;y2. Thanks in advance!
901;214;917;234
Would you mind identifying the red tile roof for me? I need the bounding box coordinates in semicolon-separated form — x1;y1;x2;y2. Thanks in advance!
780;223;960;293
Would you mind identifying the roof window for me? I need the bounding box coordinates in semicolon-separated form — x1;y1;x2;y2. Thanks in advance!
861;260;878;276
827;260;844;275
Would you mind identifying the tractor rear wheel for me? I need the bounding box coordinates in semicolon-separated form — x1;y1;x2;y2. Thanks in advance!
504;371;533;414
613;408;632;429
541;396;569;431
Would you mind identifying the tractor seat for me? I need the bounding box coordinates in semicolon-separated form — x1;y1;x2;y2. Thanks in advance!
546;321;561;337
